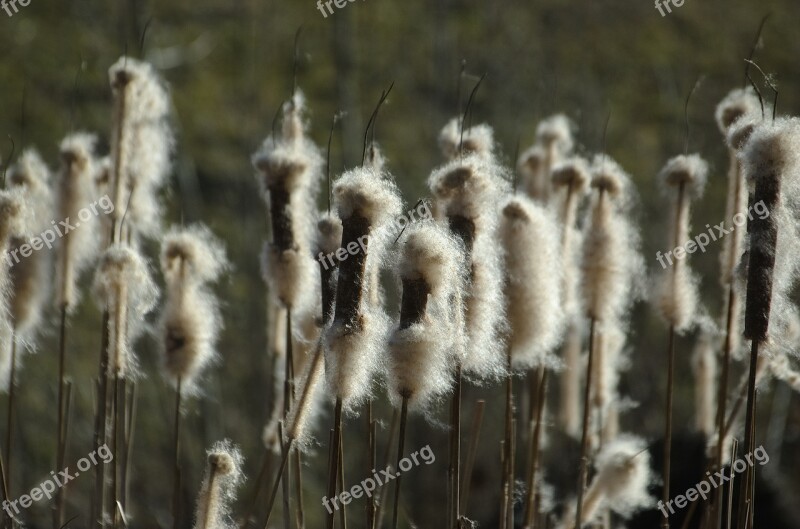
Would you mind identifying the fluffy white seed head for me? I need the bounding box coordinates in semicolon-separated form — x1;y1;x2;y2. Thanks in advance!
581;156;643;322
438;118;495;160
93;245;159;378
108;57;173;240
428;150;510;379
536;114;574;155
7;150;53;340
388;222;466;409
517;144;547;201
56;133;106;311
715;88;761;133
161;225;228;285
587;436;654;518
500;195;565;369
159;226;227;393
654;155;706;332
324;165;403;410
692;332;717;438
193;440;244;529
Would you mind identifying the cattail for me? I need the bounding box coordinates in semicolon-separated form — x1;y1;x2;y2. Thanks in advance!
7;149;53;340
428;150;510;379
254;93;323;345
193;441;243;529
317;213;343;324
108;57;173;242
654;154;707;332
324;155;402;410
550;157;591;436
499;195;564;369
93;245;159;378
561;436;653;528
388;222;466;409
535;114;575;202
741;118;800;342
159;225;227;393
517;145;547;201
581;155;643;323
438;118;495;160
56;133;104;311
692;331;717;437
715;88;761;134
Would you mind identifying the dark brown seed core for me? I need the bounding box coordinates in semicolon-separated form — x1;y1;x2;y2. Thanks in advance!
333;214;371;332
399;277;431;330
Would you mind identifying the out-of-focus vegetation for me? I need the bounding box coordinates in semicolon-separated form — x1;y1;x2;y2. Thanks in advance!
2;0;800;527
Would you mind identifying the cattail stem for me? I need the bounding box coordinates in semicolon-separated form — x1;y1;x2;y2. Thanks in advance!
123;383;137;513
574;317;597;529
374;409;399;529
337;431;347;529
460;399;485;510
367;400;376;529
662;326;676;529
450;364;462;529
500;349;514;529
261;428;293;529
713;284;737;526
55;305;68;529
391;395;409;529
293;450;304;529
736;341;760;529
240;451;274;529
523;366;548;528
326;398;343;529
93;311;110;529
172;377;182;529
4;335;16;501
281;428;292;529
284;310;294;417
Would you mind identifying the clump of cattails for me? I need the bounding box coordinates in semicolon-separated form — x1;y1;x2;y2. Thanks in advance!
193;441;244;529
93;245;159;377
159;224;228;394
108;57;173;242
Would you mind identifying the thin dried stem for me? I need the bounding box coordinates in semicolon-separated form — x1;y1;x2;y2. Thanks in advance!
574;317;597;529
391;395;409;529
460;400;485;510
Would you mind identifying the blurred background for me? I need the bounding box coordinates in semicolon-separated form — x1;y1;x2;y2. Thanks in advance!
2;0;800;527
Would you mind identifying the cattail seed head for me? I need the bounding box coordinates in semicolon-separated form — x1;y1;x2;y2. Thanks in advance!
108;57;173;241
388;222;466;409
193;440;243;529
428;149;510;379
438;118;495;160
324;164;402;410
654;155;707;332
581;156;643;322
159;225;227;392
499;195;565;369
93;245;159;378
715;88;761;133
741;118;800;342
536;114;574;156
